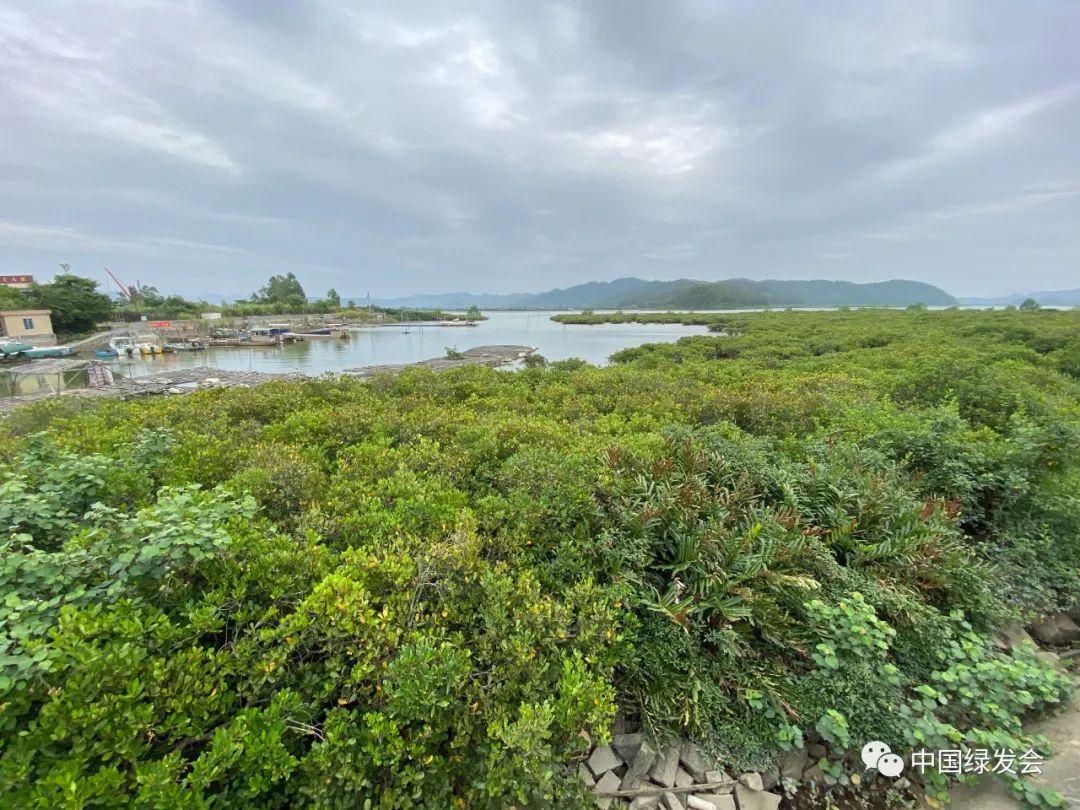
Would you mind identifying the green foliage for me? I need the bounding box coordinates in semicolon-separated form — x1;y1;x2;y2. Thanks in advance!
0;285;27;309
892;614;1071;807
815;709;851;749
251;272;307;308
1;307;1077;805
25;273;113;334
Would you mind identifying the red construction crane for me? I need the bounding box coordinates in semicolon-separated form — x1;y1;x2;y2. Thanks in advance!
104;267;132;301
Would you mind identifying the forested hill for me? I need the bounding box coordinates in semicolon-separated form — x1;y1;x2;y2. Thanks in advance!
372;277;956;309
621;278;957;309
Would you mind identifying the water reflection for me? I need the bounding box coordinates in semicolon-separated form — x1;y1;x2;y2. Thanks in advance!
112;311;708;377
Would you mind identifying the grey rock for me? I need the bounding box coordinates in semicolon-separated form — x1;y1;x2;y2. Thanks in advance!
613;733;646;764
802;764;826;784
738;772;763;791
760;767;780;790
674;767;694;789
734;784;782;810
662;793;685;810
689;795;736;810
620;741;658;791
589;745;623;776
679;741;711;782
995;623;1034;651
704;770;729;785
807;743;827;759
1037;650;1062;669
611;715;627;736
593;770;622;810
1030;613;1080;645
649;746;681;788
779;748;808;780
629;795;661;810
580;762;596;786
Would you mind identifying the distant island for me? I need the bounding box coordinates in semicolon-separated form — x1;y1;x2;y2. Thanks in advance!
364;277;957;310
958;288;1080;307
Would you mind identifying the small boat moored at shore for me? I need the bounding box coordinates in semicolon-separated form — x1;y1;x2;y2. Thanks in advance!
25;346;78;359
288;326;350;338
110;333;164;357
164;338;208;352
0;340;34;361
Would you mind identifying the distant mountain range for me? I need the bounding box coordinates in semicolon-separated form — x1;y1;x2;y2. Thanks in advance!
363;277;957;310
957;289;1080;307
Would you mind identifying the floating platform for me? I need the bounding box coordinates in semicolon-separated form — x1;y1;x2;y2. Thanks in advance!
343;345;534;377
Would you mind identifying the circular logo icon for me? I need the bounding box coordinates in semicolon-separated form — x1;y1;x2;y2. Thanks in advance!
877;753;905;778
861;741;891;770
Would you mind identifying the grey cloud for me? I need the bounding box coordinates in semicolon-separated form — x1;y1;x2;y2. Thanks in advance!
1;0;1078;298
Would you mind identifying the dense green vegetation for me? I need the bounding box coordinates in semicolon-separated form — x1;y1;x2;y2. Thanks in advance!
2;272;480;331
1;309;1077;808
7;275;115;335
124;276;474;322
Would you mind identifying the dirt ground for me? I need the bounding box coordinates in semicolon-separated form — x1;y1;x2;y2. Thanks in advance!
947;677;1080;809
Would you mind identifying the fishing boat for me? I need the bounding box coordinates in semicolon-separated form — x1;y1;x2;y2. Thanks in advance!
109;332;163;356
289;326;349;339
0;340;33;361
109;334;158;356
294;327;332;336
95;347;120;358
164;338;208;351
110;336;137;357
25;346;78;359
247;327;285;345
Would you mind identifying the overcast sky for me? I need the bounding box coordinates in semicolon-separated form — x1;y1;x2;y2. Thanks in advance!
1;1;1078;299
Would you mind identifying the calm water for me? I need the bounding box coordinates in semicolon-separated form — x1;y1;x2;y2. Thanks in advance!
113;311;708;377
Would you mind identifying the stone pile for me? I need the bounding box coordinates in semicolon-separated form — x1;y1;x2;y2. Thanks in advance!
579;732;782;810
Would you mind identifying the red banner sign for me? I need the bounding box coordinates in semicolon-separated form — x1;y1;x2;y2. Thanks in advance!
147;321;172;328
0;275;33;285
